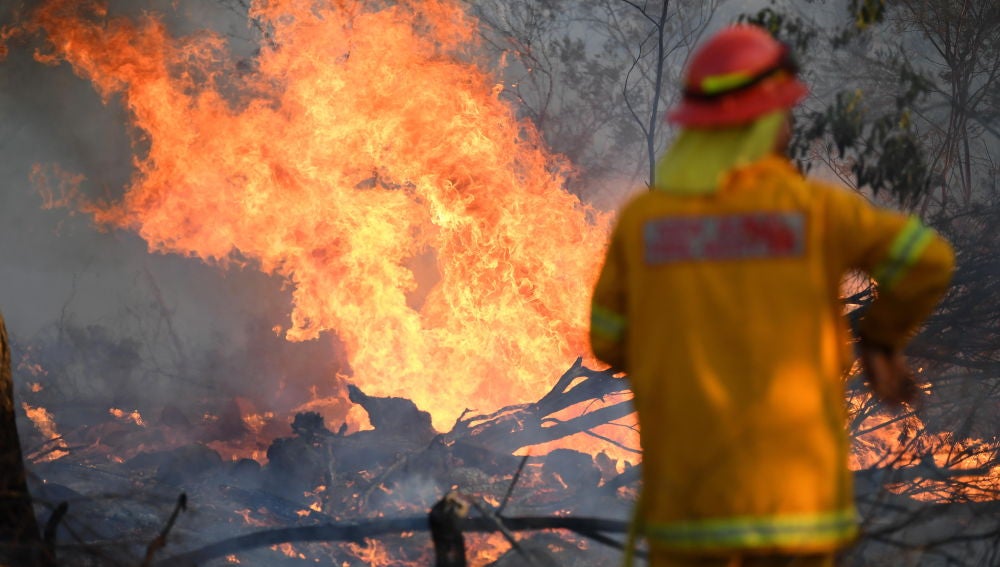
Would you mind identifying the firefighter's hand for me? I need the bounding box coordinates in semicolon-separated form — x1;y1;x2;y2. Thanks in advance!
859;340;918;408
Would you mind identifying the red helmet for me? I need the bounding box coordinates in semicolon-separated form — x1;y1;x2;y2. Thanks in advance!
668;25;807;128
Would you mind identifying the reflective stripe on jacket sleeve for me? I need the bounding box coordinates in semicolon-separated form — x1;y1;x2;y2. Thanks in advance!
643;508;858;551
871;216;935;291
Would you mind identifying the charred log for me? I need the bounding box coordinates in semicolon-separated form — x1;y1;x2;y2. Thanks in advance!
290;411;331;442
541;449;602;490
347;384;436;444
444;358;633;455
263;412;338;498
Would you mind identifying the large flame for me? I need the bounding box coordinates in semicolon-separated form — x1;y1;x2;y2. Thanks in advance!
26;0;610;429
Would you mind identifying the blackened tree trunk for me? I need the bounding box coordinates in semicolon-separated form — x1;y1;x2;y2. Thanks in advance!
0;311;44;563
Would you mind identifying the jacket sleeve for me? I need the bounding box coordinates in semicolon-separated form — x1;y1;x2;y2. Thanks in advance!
823;185;955;349
590;219;629;371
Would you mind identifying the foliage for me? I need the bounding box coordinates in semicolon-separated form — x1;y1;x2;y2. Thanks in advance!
744;4;935;207
793;65;934;207
738;6;817;54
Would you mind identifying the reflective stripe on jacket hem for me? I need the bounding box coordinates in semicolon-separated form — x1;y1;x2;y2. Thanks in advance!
873;216;935;291
591;304;626;341
643;509;858;551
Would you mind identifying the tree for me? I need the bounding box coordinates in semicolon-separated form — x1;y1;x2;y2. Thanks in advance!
614;0;716;188
465;0;717;198
893;0;1000;209
0;311;47;566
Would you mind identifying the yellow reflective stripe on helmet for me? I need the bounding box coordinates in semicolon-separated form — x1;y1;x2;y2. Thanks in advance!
644;509;857;550
701;71;754;95
873;216;936;291
591;304;626;341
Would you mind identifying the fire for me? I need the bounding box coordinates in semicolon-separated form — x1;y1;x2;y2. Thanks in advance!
850;391;999;502
273;542;306;559
234;508;269;528
344;538;392;566
21;402;69;462
24;0;610;431
241;411;275;434
465;533;511;565
109;407;146;427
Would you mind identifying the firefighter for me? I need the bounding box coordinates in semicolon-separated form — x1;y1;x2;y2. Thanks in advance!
590;24;954;567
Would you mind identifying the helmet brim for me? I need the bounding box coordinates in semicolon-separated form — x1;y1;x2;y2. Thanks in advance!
668;77;808;128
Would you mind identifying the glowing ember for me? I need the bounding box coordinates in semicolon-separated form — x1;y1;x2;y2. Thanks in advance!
109;407;146;427
273;542;306;559
17;347;48;378
25;0;610;432
234;508;269;528
344;538;392;566
241;411;275;434
465;533;510;564
21;402;69;462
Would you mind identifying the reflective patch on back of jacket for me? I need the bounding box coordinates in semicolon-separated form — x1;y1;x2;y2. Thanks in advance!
643;212;806;265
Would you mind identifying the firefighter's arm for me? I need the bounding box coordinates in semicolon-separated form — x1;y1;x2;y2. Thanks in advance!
858;218;953;350
825;186;954;404
825;186;954;348
858;221;952;407
590;221;629;372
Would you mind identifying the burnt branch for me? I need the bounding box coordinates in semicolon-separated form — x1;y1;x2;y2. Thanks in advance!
444;358;634;454
141;493;187;567
497;454;530;515
156;514;634;566
41;502;67;561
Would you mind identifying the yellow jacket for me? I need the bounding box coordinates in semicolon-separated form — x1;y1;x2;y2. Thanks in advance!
590;156;953;554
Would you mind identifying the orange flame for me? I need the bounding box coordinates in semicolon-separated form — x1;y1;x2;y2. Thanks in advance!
109;407;146;427
26;0;610;430
21;402;69;462
465;533;511;564
273;542;306;559
241;411;275;434
345;538;393;566
850;391;999;502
